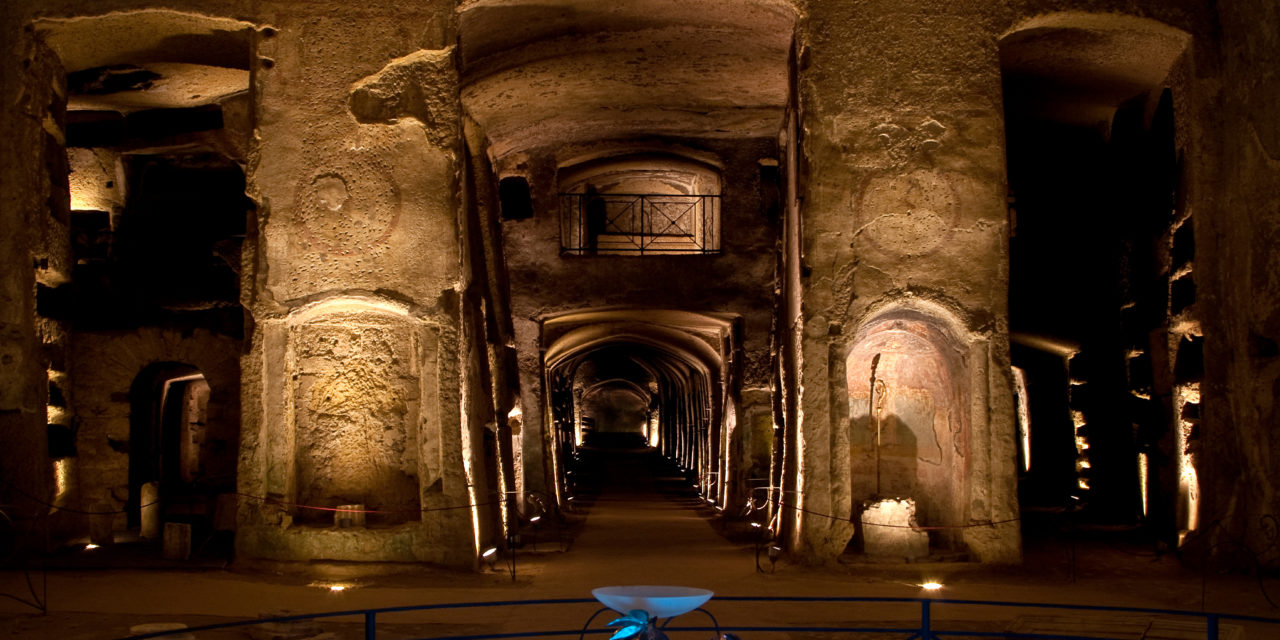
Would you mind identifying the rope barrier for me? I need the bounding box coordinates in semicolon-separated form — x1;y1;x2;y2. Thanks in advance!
0;474;499;517
746;487;1019;530
4;467;1016;529
0;475;159;516
234;493;500;514
777;500;1021;530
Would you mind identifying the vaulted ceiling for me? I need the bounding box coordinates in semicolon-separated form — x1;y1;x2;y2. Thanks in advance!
458;0;796;160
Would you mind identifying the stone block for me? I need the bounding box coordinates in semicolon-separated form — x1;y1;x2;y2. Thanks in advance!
860;497;929;559
334;504;366;528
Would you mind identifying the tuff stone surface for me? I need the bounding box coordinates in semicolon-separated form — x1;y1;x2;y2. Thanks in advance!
0;0;1275;575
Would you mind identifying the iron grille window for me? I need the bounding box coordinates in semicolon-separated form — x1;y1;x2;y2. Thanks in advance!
559;192;720;255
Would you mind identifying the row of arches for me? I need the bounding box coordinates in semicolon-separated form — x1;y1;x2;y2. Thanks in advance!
533;303;979;559
542;311;732;510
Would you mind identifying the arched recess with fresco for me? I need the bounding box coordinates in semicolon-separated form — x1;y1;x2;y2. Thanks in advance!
845;304;971;553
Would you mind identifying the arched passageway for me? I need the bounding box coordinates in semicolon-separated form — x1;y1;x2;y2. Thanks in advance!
458;0;790;564
1000;14;1194;544
128;362;235;539
542;310;738;519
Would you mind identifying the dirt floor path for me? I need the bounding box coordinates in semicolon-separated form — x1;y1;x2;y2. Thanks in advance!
1;448;1279;638
532;447;759;591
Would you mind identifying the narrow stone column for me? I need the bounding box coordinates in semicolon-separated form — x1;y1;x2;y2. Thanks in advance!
0;21;63;552
793;1;1020;562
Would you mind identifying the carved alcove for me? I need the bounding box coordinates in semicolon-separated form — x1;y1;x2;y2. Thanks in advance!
845;306;970;552
277;298;430;528
291;316;419;524
243;294;470;563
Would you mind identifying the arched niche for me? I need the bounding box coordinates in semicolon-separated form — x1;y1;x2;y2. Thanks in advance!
845;307;969;551
284;298;425;526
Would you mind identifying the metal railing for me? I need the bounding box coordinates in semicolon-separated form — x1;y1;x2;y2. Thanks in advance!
559;193;720;255
118;594;1280;640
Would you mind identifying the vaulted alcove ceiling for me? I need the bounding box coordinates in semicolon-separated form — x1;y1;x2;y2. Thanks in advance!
36;10;254;113
458;0;796;160
543;308;733;373
1000;13;1188;130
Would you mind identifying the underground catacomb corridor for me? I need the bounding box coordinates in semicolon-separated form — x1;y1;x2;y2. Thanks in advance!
545;446;748;585
3;0;1280;638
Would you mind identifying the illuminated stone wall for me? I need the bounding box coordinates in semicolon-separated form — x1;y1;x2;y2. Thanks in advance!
235;0;479;566
290;309;422;525
70;328;240;532
791;1;1021;562
2;0;1278;572
1196;0;1280;568
238;301;472;563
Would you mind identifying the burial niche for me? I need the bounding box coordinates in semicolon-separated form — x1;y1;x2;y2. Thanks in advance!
289;305;422;526
846;310;969;552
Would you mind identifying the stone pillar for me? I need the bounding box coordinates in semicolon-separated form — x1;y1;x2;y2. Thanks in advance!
237;3;479;567
1198;0;1280;567
0;16;61;552
793;0;1020;562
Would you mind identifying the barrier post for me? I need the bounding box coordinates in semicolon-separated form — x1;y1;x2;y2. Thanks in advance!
921;599;932;639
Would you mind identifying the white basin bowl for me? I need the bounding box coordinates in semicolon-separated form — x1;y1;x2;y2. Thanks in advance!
591;586;714;618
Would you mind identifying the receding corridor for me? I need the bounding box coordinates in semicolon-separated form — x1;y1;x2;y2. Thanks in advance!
537;446;749;586
4;1;1280;638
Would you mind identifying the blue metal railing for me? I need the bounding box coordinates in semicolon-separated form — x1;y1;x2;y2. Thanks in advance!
118;595;1280;640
